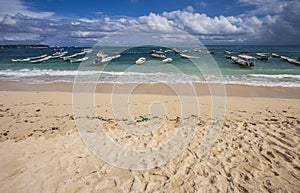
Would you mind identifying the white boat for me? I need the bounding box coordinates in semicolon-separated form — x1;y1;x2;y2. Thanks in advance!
256;53;271;60
180;53;199;59
52;51;68;58
272;53;280;58
82;48;93;53
96;51;108;58
287;58;300;66
281;56;289;61
96;54;121;63
162;58;173;63
63;53;78;60
224;51;232;55
111;54;121;60
76;51;86;56
231;56;254;67
71;57;89;63
11;58;30;62
225;55;231;59
135;57;146;65
30;56;52;63
29;54;47;60
151;53;166;59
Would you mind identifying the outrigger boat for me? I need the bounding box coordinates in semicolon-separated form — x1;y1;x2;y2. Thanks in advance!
70;57;89;63
287;58;300;66
180;53;199;59
11;58;30;62
29;54;47;60
162;58;173;63
281;56;289;61
30;55;52;63
231;55;255;67
52;51;68;59
271;53;280;58
256;53;271;60
151;53;166;59
135;57;146;65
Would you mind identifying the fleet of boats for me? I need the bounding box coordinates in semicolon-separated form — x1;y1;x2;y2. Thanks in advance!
9;47;300;68
11;48;92;64
224;50;300;67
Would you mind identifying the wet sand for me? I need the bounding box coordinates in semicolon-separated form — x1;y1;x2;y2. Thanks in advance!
0;81;299;192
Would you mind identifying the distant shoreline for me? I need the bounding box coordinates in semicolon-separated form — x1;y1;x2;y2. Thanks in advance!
0;80;299;99
0;45;50;49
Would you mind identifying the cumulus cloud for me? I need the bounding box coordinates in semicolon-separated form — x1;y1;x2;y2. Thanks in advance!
0;0;299;45
0;0;54;18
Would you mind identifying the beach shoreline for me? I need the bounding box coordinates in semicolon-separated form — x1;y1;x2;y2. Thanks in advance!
0;80;299;98
0;81;299;192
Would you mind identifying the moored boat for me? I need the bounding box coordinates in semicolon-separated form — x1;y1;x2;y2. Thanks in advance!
11;58;30;62
272;53;280;58
162;58;173;63
180;53;199;59
70;57;89;63
231;55;254;67
256;53;271;60
224;50;232;55
225;55;231;59
281;56;289;61
82;48;93;53
135;57;146;65
151;53;166;59
30;56;52;63
29;54;47;60
287;58;300;66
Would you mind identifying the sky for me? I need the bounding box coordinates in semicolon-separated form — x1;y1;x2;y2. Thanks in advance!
0;0;299;46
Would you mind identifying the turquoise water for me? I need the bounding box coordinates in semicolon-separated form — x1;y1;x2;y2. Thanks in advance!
0;45;299;87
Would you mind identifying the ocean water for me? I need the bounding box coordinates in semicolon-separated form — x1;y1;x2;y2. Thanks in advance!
0;45;299;87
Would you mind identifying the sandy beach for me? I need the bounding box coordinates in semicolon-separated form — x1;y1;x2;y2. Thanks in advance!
0;81;299;192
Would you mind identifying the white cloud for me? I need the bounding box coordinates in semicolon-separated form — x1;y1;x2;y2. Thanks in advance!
183;6;194;13
162;11;244;35
0;0;54;18
0;0;299;45
77;18;100;23
139;13;175;33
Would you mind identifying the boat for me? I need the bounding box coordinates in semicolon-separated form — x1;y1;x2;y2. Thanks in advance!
111;54;121;60
82;48;93;53
173;49;180;54
239;51;250;54
231;55;255;67
281;56;289;61
95;54;121;63
29;54;47;60
272;53;280;58
256;53;271;60
224;51;232;55
287;58;300;66
30;55;52;63
76;51;86;56
162;58;173;63
52;51;68;59
151;53;166;59
11;58;30;62
164;49;173;54
135;57;146;65
70;57;89;63
63;53;78;60
180;53;199;59
225;55;231;59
